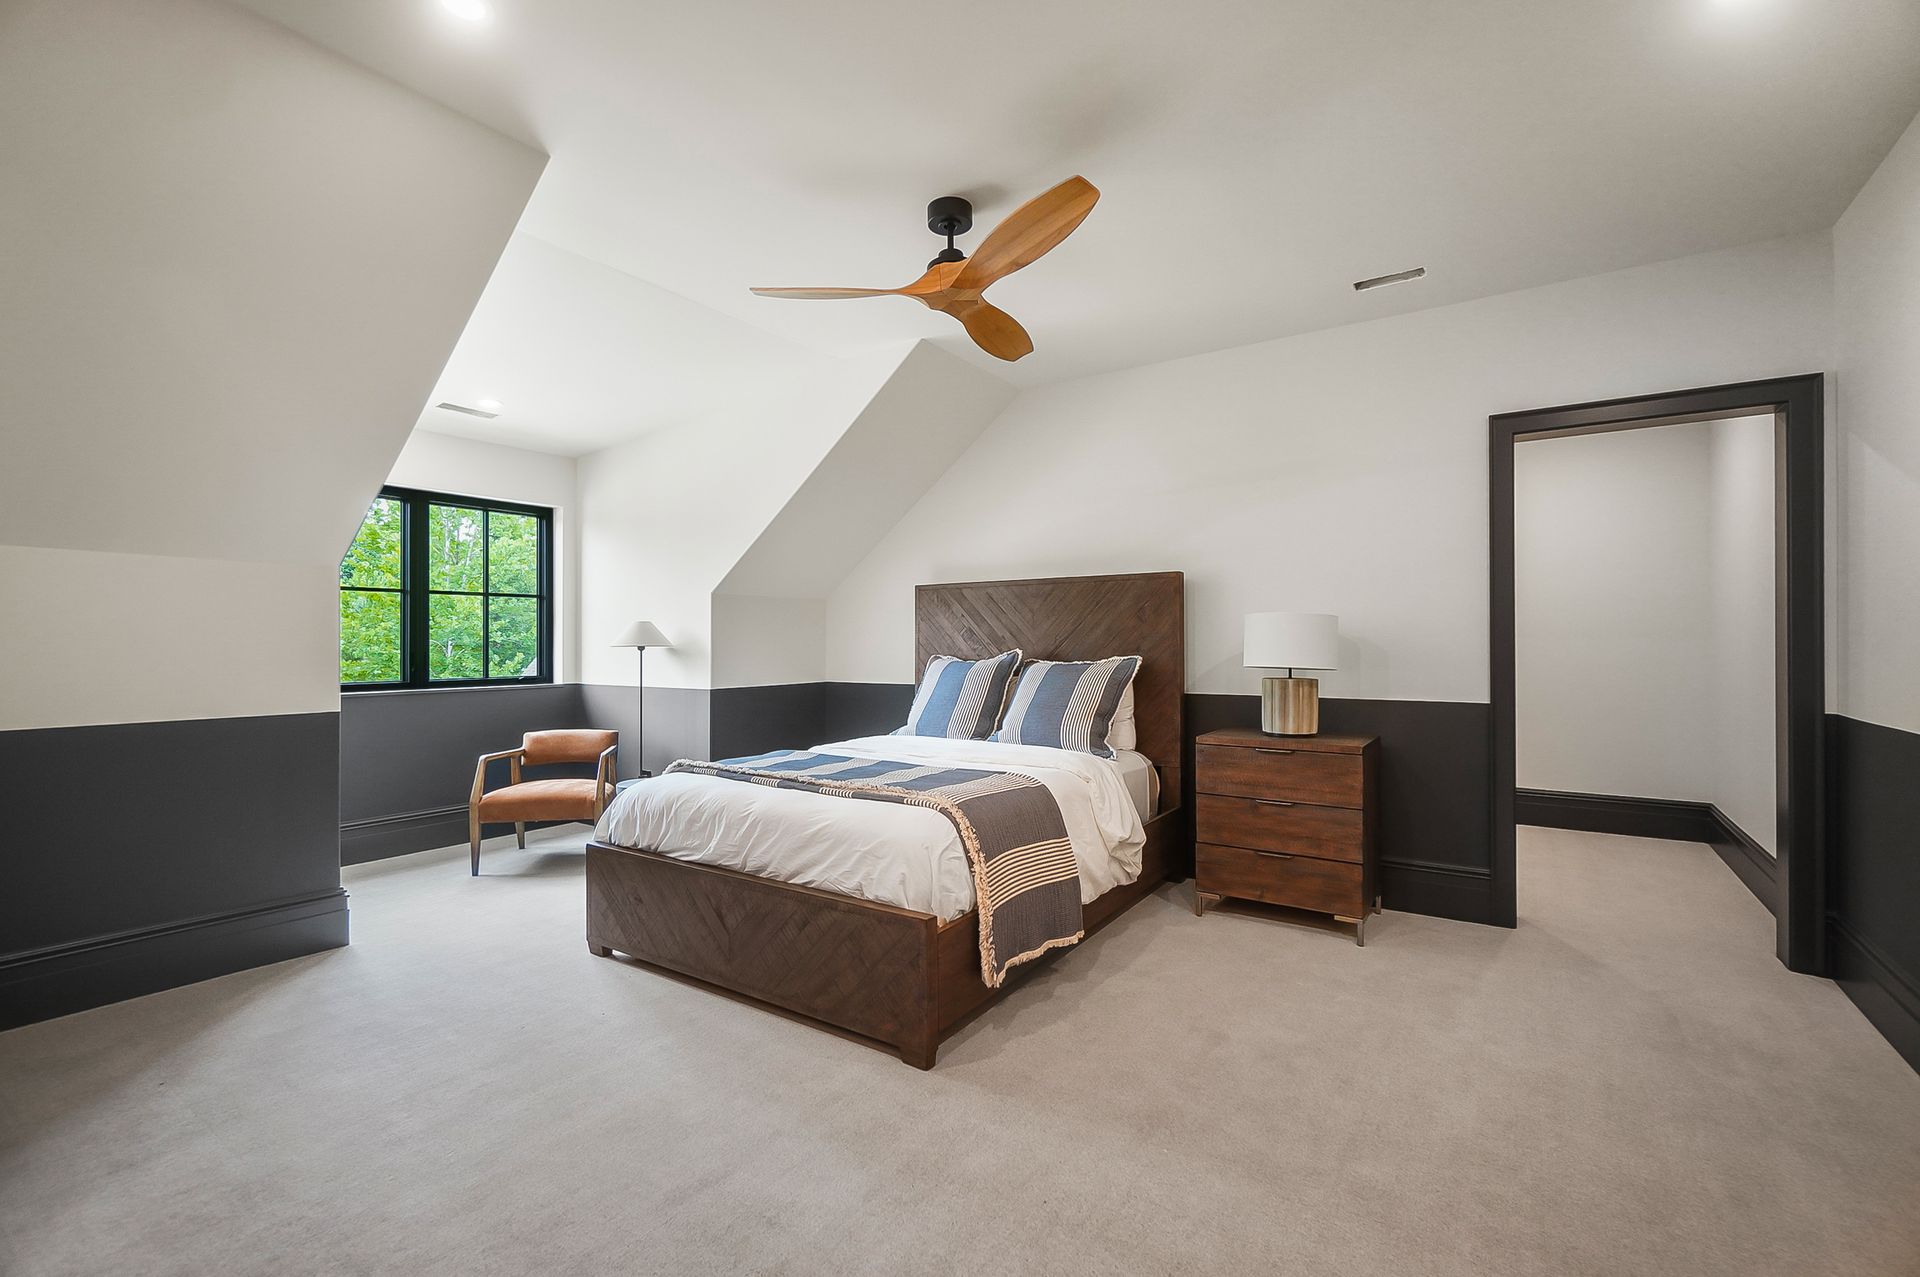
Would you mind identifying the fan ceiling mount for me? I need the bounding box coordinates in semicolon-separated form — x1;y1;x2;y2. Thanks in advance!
750;175;1100;363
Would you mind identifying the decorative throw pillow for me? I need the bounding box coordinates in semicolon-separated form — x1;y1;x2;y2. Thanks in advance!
992;655;1142;758
1107;682;1137;752
895;650;1022;740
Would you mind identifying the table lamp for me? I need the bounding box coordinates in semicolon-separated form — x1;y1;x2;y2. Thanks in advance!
1243;612;1338;736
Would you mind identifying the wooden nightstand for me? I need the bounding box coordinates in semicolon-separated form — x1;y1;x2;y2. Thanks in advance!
1193;728;1380;944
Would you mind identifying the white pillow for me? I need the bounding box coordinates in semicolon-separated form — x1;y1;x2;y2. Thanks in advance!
1107;683;1137;751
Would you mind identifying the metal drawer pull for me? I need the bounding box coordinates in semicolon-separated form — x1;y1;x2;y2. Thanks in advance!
1253;748;1295;755
1254;850;1295;860
1254;799;1295;808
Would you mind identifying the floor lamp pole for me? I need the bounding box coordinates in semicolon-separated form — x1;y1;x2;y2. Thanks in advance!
636;645;646;778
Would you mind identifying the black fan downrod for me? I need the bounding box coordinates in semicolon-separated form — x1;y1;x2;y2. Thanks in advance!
926;195;971;268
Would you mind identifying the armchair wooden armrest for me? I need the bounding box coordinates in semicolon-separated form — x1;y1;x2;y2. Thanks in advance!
470;747;525;808
594;743;619;814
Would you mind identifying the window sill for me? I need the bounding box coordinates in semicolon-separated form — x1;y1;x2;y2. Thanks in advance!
341;682;563;699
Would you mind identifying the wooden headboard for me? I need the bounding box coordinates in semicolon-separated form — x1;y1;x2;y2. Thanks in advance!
915;571;1186;805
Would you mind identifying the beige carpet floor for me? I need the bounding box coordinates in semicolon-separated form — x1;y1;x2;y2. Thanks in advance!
2;825;1916;1276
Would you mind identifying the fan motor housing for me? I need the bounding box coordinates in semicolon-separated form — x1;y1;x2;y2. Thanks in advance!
926;196;972;238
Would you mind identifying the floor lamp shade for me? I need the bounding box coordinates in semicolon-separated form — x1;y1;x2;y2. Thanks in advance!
1243;612;1339;736
612;621;671;650
612;622;670;777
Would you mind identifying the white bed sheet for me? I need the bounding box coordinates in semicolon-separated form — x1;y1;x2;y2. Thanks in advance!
594;736;1148;921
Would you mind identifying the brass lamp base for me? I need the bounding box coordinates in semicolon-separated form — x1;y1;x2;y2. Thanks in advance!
1260;676;1319;736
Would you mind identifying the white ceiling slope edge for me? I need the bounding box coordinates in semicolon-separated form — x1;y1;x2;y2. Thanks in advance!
419;233;819;456
574;343;923;690
236;0;1920;391
717;342;1017;600
0;0;546;566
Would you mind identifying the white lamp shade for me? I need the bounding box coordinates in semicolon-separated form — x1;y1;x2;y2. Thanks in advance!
612;620;671;649
1244;612;1339;671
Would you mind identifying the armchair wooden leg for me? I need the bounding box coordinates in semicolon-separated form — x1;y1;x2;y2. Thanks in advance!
470;807;482;876
514;822;526;850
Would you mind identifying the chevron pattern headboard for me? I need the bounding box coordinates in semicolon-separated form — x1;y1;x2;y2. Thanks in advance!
915;572;1185;804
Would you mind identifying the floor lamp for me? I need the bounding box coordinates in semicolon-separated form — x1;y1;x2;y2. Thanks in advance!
612;621;671;778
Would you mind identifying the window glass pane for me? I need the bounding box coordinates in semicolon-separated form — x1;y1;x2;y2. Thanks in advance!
489;596;540;679
340;590;402;683
428;504;485;592
428;594;484;680
340;497;402;589
488;511;539;595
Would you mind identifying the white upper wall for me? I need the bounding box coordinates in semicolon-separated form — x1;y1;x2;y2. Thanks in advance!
824;234;1833;698
575;348;911;690
1516;424;1718;802
0;0;545;568
0;0;543;730
1514;417;1775;850
719;342;1016;599
1708;416;1779;850
1833;106;1920;735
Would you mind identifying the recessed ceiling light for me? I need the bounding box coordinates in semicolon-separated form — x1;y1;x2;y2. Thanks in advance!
440;0;490;23
476;398;503;413
1353;267;1426;292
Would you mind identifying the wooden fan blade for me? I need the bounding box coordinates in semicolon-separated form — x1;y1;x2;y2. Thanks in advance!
749;286;899;299
954;176;1099;291
944;299;1034;362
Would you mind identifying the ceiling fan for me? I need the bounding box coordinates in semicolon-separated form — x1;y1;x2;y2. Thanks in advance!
749;176;1100;363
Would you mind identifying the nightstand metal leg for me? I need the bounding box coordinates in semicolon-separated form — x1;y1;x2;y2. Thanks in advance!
1336;914;1365;946
1194;889;1221;917
1374;894;1383;915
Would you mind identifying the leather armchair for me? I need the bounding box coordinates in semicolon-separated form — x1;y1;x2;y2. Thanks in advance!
469;729;618;875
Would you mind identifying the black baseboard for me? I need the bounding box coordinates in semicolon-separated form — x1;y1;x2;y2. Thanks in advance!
1515;788;1721;841
1515;788;1779;914
342;804;469;864
1829;916;1920;1074
0;889;349;1030
1704;807;1779;916
341;806;588;865
1377;859;1495;924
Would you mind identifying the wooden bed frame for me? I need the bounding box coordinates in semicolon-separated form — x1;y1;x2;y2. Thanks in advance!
584;571;1185;1068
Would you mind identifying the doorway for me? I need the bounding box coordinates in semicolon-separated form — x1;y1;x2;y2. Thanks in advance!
1488;375;1825;974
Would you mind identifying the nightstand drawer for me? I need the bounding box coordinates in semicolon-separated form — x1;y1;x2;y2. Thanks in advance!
1196;743;1364;808
1196;843;1363;915
1194;793;1363;862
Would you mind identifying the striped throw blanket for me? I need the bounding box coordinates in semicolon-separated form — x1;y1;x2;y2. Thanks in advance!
665;750;1083;987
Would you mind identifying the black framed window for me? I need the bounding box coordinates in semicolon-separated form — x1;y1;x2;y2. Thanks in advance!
339;486;553;690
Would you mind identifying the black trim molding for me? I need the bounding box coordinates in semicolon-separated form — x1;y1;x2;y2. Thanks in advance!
0;890;348;1031
1515;788;1779;914
1491;375;1826;969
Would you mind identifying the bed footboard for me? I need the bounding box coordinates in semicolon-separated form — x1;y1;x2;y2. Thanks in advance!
586;842;943;1067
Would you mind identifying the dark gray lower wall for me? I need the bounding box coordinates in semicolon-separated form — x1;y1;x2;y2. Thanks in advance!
341;684;586;863
1;712;348;1029
1829;714;1920;1072
338;681;1496;925
1187;694;1495;923
827;685;1496;923
340;683;713;863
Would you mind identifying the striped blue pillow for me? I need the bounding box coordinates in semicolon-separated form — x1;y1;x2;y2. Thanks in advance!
992;656;1142;758
895;650;1022;740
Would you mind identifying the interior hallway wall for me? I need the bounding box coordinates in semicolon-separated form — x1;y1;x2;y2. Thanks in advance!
1513;416;1775;851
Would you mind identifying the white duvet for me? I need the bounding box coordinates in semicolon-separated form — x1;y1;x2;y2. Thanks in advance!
593;735;1148;921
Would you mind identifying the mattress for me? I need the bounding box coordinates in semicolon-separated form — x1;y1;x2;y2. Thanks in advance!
594;735;1149;921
